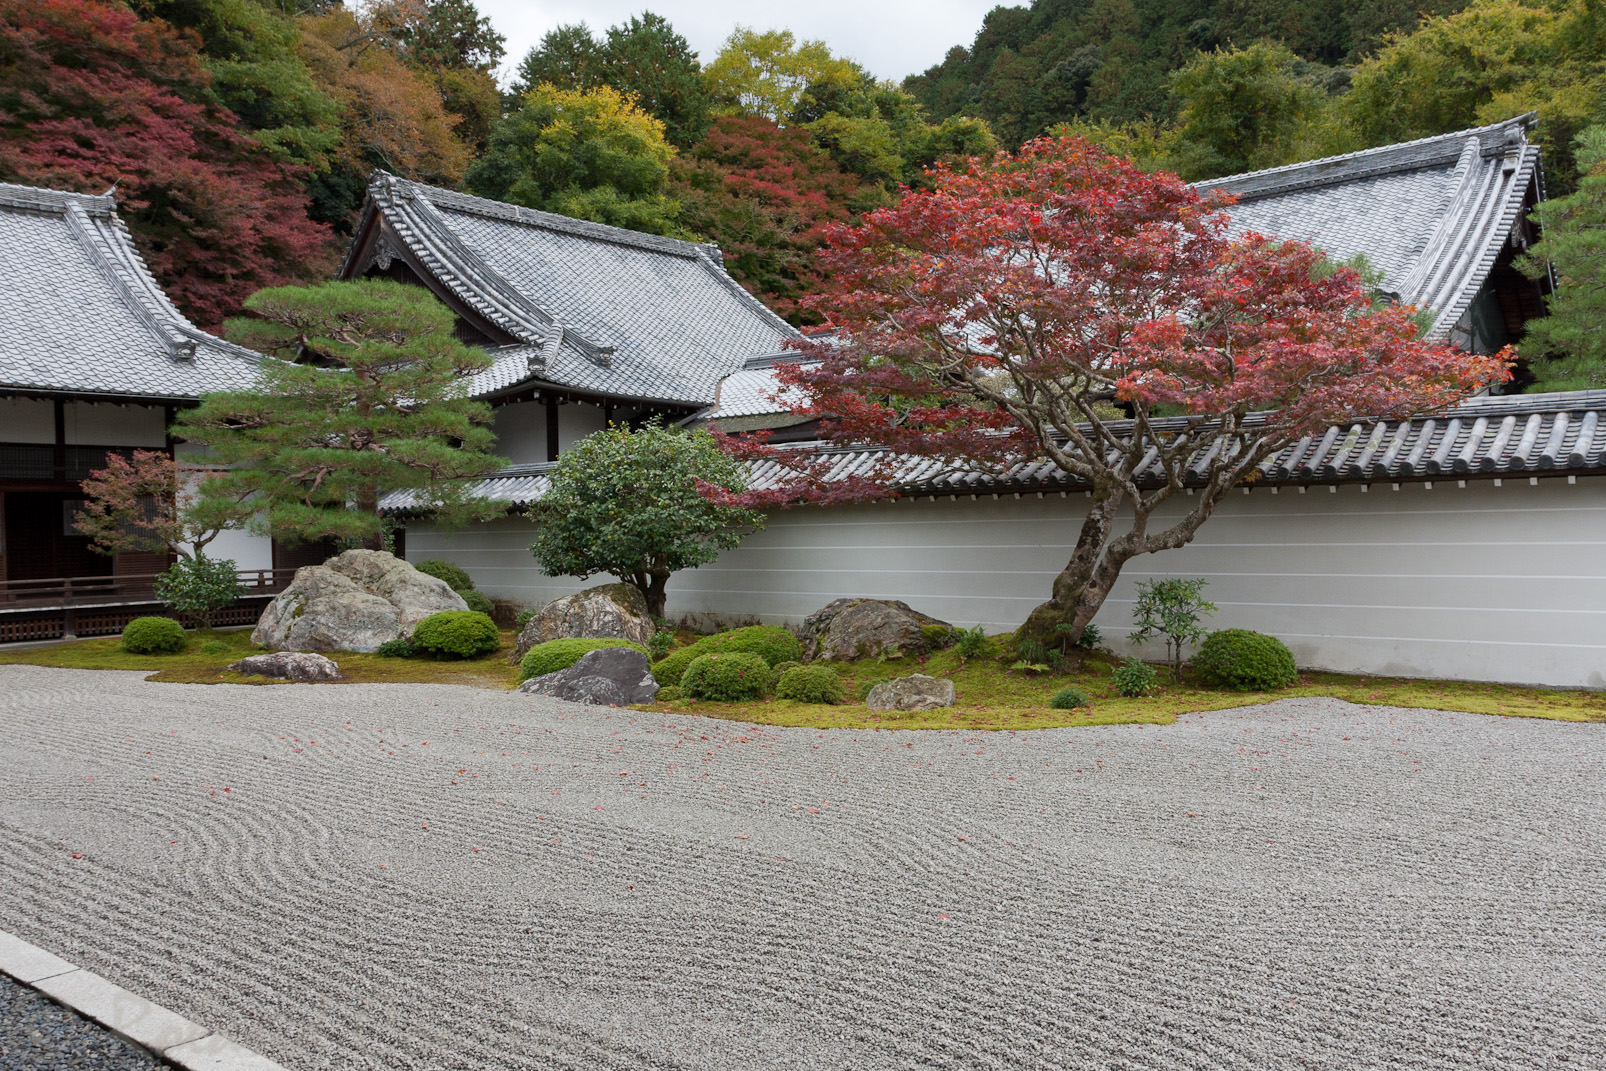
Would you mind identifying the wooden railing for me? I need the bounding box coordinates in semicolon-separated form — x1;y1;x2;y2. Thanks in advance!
0;568;299;643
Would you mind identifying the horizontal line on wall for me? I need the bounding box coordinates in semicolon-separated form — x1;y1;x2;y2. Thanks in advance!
1099;597;1605;617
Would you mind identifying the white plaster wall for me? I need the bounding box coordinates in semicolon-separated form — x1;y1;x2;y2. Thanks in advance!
64;402;166;446
0;397;56;443
407;475;1606;688
491;401;547;465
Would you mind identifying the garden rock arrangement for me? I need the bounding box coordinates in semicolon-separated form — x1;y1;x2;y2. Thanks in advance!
865;674;956;711
228;651;343;681
511;584;655;663
802;598;953;661
252;550;467;653
519;646;659;706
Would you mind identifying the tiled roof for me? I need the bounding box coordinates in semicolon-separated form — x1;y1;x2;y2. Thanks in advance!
699;118;1543;423
1195;114;1540;341
0;182;264;400
382;390;1606;513
348;173;801;405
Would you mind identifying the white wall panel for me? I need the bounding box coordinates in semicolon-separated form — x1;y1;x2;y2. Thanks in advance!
0;397;55;443
64;402;166;446
406;477;1606;688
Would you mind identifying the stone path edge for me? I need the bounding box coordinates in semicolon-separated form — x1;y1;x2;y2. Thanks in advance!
0;927;289;1071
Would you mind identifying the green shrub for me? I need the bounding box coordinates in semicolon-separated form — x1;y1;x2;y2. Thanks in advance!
855;676;893;701
766;659;801;690
775;664;845;703
409;611;500;660
1193;629;1298;691
1113;658;1158;697
377;638;414;658
651;625;802;685
920;623;956;649
955;625;989;658
461;590;495;616
121;616;186;654
199;639;230;656
656;684;681;702
152;556;241;629
680;652;771;701
648;629;675;660
413;559;475;593
519;637;650;681
1049;686;1090;709
514;609;537;630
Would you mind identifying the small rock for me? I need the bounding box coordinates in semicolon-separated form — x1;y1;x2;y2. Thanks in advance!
228;652;343;681
511;583;656;663
518;647;659;706
865;674;956;711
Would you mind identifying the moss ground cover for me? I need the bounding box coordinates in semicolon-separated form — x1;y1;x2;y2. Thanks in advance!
0;630;1601;726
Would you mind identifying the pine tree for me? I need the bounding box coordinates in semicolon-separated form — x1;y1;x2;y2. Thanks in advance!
1521;126;1606;389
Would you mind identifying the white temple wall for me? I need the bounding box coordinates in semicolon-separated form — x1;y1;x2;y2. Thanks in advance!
405;475;1606;689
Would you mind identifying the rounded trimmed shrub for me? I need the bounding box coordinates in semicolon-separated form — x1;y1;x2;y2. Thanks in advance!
519;637;650;681
1113;658;1158;697
409;611;500;660
1193;629;1298;691
656;684;681;702
412;559;474;593
461;590;495;617
1049;686;1090;710
376;638;414;659
121;616;186;654
651;625;803;685
199;639;230;656
775;664;845;704
680;652;771;701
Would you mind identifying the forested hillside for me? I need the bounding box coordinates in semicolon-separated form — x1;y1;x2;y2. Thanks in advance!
905;0;1471;144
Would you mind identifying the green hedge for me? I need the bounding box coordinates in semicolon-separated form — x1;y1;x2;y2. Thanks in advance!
121;616;185;654
461;590;495;616
410;611;500;660
1193;629;1298;691
651;625;802;685
519;637;650;681
413;559;474;593
681;652;771;701
775;664;845;704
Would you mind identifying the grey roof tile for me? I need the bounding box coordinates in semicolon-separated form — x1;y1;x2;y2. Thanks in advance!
355;174;801;405
0;182;263;400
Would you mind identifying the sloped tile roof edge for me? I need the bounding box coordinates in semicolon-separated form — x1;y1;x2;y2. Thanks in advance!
381;389;1606;514
348;172;801;370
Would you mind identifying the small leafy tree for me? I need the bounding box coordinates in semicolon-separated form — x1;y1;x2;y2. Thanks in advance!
529;421;765;617
1129;578;1217;681
74;450;250;560
174;278;508;548
153;555;243;630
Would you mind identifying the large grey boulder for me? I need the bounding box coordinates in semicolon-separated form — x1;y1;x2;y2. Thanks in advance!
865;674;956;711
801;598;953;661
518;647;659;707
228;652;343;682
511;583;655;663
253;550;467;653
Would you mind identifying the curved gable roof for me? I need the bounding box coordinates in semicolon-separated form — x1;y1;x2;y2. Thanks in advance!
0;182;262;400
345;173;801;406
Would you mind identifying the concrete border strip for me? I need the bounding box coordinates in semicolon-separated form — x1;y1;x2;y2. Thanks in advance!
0;928;289;1071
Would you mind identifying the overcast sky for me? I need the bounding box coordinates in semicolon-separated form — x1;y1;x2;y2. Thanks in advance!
474;0;999;85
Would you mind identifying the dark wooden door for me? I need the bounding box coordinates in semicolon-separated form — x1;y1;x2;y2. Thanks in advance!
3;491;114;581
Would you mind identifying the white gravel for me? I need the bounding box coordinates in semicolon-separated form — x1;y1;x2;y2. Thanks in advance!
0;665;1601;1070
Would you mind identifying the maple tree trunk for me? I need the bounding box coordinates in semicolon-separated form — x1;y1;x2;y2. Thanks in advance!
630;568;671;619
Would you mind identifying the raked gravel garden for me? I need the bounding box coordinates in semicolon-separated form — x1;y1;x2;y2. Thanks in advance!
0;662;1602;1070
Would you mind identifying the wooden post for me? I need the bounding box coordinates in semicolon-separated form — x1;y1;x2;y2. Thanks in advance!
53;398;66;482
61;577;75;640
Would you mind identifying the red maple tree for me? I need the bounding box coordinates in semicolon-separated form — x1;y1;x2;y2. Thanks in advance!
713;137;1510;644
671;116;862;324
0;0;329;327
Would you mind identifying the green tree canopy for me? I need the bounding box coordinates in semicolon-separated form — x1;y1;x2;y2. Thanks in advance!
529;421;765;617
466;83;684;235
703;27;864;123
510;13;709;147
1520;125;1606;389
174;279;507;546
1167;42;1328;179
